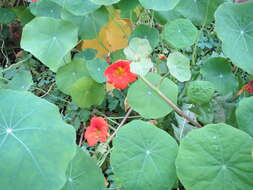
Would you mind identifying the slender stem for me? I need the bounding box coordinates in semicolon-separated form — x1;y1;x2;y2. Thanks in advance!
140;76;203;128
107;108;133;144
97;108;133;167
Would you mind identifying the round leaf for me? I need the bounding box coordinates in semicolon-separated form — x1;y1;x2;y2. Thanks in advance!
200;57;238;95
138;0;179;11
129;24;159;49
186;81;215;104
70;77;105;108
215;2;253;73
0;89;76;190
162;18;198;49
175;0;224;25
176;123;253;190
111;120;178;190
0;8;16;24
7;70;33;91
86;58;108;83
127;73;178;119
90;0;120;5
62;147;105;190
154;10;183;25
29;0;62;18
21;17;78;72
124;37;152;61
130;58;154;76
61;7;108;40
236;96;253;136
50;0;100;16
167;52;191;82
56;58;90;95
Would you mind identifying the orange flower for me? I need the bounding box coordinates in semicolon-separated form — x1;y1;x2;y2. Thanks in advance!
104;60;137;89
84;117;109;146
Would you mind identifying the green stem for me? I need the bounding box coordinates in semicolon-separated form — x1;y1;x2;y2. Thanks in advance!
140;76;202;128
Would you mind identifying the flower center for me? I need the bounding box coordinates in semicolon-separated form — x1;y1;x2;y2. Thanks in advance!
94;128;101;138
114;66;126;77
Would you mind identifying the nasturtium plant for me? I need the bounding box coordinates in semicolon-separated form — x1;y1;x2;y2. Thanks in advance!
6;69;33;91
50;0;100;16
56;58;89;95
62;147;105;190
61;7;108;40
21;17;78;72
0;8;16;24
176;123;253;190
200;57;238;95
3;0;253;189
138;0;180;11
162;18;199;49
167;51;191;82
236;96;253;136
29;0;62;18
90;0;120;5
70;77;105;108
111;120;178;190
0;90;76;190
175;0;224;25
186;81;215;104
124;38;153;76
127;73;178;119
86;58;108;83
129;24;160;49
215;1;253;73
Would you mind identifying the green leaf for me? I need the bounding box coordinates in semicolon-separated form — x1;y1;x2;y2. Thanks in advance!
75;49;97;61
129;24;159;49
186;81;215;104
56;58;90;95
70;77;105;108
7;69;33;91
154;10;183;25
29;0;62;18
115;0;140;19
61;7;108;40
124;37;153;76
86;58;108;83
21;17;78;72
124;37;152;60
12;7;34;26
90;0;120;5
111;120;178;190
167;52;191;82
236;96;253;136
215;2;253;73
200;57;238;95
162;19;198;49
127;73;178;119
0;89;76;190
49;0;100;16
62;147;105;190
0;8;16;24
176;123;253;190
175;0;224;25
138;0;179;11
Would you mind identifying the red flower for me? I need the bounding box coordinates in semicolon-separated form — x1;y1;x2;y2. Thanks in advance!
104;60;137;89
84;117;109;146
159;54;166;60
243;80;253;94
31;0;38;2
